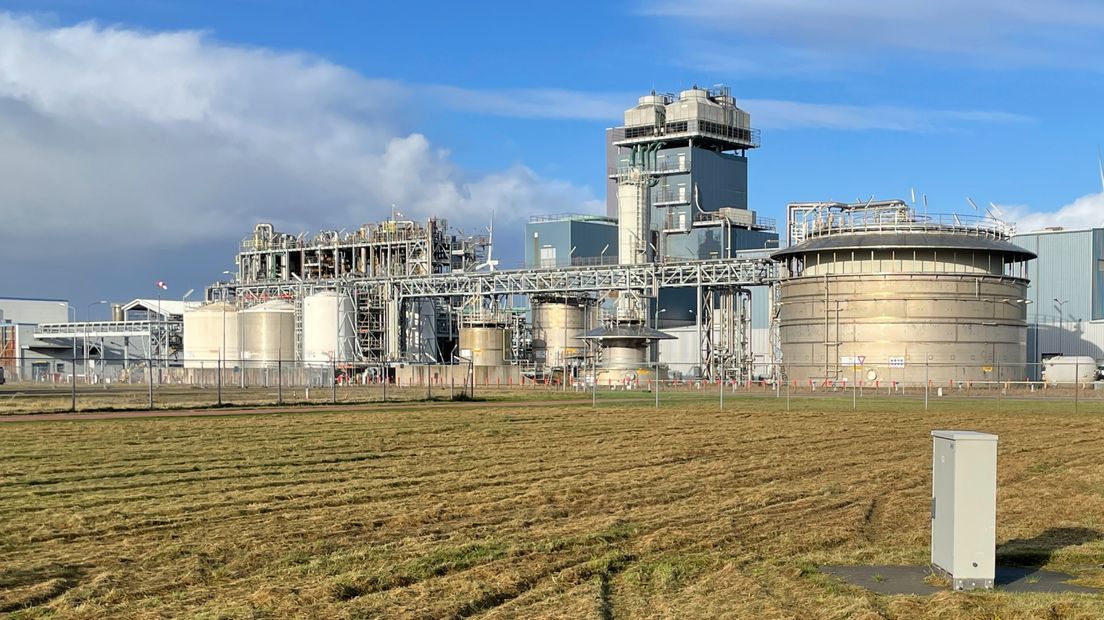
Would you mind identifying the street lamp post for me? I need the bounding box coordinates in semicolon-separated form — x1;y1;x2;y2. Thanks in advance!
1053;298;1069;335
86;300;107;385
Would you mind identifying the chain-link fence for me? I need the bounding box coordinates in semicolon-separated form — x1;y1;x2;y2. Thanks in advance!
1;356;1101;415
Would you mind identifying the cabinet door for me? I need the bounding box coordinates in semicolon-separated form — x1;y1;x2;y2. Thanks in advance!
931;439;955;571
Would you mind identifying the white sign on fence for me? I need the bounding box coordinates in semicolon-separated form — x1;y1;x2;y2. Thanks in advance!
840;356;865;368
889;356;906;368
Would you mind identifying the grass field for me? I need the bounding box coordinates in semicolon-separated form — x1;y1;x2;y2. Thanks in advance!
2;398;1103;618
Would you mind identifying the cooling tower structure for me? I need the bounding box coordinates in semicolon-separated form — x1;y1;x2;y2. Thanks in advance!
772;200;1035;386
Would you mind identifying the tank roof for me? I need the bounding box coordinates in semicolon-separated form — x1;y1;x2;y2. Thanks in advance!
771;230;1036;261
580;325;675;340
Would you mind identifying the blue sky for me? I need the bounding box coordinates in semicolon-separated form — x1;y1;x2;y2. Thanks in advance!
1;1;1103;314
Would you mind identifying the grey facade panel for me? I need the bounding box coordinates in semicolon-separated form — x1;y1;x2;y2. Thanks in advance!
692;150;748;212
525;219;618;267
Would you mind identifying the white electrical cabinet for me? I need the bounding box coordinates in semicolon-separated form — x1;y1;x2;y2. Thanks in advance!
931;430;998;591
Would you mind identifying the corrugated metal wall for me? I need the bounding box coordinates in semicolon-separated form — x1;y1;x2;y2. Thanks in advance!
1015;228;1104;368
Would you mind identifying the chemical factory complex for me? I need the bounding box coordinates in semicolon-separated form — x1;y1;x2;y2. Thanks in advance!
3;85;1102;387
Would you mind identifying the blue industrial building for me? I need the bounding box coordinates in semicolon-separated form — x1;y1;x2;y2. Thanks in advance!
524;214;618;267
1013;227;1104;370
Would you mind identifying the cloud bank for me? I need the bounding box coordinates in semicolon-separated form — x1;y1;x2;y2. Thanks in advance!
647;0;1104;72
0;15;601;261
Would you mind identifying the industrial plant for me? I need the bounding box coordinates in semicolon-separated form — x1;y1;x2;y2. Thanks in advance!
12;84;1100;388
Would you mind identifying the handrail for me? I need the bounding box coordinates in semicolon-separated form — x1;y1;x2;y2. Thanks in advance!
799;212;1015;240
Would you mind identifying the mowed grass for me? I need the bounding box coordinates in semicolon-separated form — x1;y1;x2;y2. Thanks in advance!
1;399;1103;618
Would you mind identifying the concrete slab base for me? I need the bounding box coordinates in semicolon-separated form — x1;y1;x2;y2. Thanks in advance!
820;565;1099;596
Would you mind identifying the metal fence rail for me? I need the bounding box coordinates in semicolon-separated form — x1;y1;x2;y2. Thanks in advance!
1;356;1100;416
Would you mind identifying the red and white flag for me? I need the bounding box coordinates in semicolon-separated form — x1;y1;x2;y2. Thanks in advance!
155;281;168;290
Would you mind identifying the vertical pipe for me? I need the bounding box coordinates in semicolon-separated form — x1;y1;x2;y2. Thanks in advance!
332;357;337;404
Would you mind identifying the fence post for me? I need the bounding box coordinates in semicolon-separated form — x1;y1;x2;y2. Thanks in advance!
383;363;387;402
924;359;929;411
332;357;337;404
147;358;154;410
654;362;659;409
719;372;724;411
996;362;1000;411
277;359;283;405
785;366;791;412
217;356;223;406
852;363;857;410
1075;358;1080;414
70;355;77;412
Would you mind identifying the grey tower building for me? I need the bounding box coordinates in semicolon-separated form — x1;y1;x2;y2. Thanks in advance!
605;85;772;262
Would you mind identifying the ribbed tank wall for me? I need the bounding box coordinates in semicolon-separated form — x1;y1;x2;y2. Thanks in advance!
603;339;648;368
532;302;596;367
302;291;356;365
183;302;238;368
778;272;1028;384
459;327;512;366
241;300;295;367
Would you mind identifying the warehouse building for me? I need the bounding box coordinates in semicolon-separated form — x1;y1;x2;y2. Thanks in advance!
1013;226;1104;374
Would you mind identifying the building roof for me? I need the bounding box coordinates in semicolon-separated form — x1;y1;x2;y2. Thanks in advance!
771;231;1036;262
121;299;187;317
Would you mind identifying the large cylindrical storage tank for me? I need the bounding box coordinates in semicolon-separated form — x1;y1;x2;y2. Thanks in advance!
183;302;239;368
772;207;1036;386
302;291;357;365
459;324;513;366
531;300;596;368
241;300;295;367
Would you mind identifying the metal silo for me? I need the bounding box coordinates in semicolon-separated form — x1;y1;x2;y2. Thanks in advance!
531;297;597;369
458;317;513;367
241;299;295;367
772;200;1036;386
183;301;238;368
302;291;357;365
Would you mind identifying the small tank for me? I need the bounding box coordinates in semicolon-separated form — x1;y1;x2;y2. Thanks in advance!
1042;356;1098;385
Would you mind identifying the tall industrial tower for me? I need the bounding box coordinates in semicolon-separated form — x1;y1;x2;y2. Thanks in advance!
606;85;767;264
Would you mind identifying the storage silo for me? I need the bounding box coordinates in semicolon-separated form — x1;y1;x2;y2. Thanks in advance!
302;291;357;365
183;301;238;368
531;298;597;369
459;318;513;366
772;201;1035;386
241;299;295;367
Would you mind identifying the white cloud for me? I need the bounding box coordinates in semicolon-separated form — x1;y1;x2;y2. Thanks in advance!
744;99;1030;131
0;15;600;261
424;85;627;121
1006;192;1104;234
645;0;1104;71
